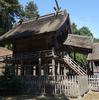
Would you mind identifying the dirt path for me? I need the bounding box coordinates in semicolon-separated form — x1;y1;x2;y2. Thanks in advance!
0;92;99;100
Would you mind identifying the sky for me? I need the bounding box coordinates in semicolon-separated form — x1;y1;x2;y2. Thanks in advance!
18;0;99;38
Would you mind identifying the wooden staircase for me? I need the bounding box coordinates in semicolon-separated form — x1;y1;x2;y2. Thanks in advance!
63;56;87;75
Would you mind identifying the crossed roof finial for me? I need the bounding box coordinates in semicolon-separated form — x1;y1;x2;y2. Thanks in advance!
53;0;61;16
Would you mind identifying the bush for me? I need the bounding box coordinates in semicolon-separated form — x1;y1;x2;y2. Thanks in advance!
0;66;21;93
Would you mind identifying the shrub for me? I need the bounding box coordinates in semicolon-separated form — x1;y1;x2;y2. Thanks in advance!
0;66;21;93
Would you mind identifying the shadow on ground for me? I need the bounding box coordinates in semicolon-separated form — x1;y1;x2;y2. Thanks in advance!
0;94;70;100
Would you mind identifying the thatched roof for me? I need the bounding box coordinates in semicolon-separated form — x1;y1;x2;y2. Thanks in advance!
62;34;93;54
0;47;12;62
87;43;99;61
0;47;12;75
0;10;72;43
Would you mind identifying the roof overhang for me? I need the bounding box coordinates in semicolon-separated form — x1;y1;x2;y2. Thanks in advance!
62;34;93;54
87;43;99;65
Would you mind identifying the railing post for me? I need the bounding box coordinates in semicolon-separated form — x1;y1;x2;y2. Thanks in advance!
52;47;54;56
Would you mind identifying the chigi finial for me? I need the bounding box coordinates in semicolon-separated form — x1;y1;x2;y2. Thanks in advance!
34;11;40;21
53;0;61;16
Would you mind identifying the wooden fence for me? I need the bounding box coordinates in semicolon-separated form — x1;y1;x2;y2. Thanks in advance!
20;75;88;98
88;75;99;92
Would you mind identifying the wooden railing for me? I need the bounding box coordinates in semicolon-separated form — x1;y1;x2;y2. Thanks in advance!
3;50;55;60
88;75;99;92
1;48;62;61
63;56;87;75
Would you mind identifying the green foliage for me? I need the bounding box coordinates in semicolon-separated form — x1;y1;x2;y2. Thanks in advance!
71;22;80;35
0;1;39;49
93;38;99;43
79;27;93;36
5;44;13;50
24;1;38;19
71;22;97;68
0;0;22;35
0;66;21;93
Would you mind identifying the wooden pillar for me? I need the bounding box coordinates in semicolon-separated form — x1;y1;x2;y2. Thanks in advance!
26;66;30;75
91;61;93;75
39;58;41;76
87;61;90;75
69;67;71;75
52;58;55;76
30;66;33;75
44;62;48;76
55;66;57;75
72;70;73;75
36;66;39;75
5;56;8;66
52;47;54;56
74;51;76;61
44;66;48;76
57;60;60;75
60;67;62;75
67;48;69;63
64;67;66;75
62;68;64;75
16;64;18;75
21;60;23;76
54;37;57;51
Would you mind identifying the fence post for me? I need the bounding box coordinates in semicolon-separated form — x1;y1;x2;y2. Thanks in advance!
39;52;41;77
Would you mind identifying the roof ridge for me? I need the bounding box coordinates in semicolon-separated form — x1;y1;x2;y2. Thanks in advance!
23;9;67;24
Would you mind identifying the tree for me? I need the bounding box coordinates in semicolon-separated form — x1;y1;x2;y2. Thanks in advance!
71;22;80;35
0;0;22;36
79;27;93;36
24;1;38;19
0;1;39;50
94;38;99;43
